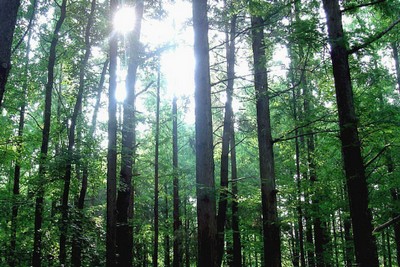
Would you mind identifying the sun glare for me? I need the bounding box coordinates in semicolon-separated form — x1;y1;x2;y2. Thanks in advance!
114;6;135;34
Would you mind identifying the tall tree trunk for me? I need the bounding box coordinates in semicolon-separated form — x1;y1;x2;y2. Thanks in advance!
231;131;242;267
164;184;171;267
184;195;190;267
293;94;306;267
321;1;379;266
106;0;118;265
32;1;67;265
71;58;108;267
388;42;400;267
172;93;182;267
9;7;35;264
216;6;237;266
392;42;400;94
250;15;281;267
153;67;161;267
0;0;20;108
59;1;96;264
193;0;217;265
116;1;144;265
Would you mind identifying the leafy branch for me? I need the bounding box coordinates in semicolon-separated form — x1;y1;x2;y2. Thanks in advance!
348;16;400;54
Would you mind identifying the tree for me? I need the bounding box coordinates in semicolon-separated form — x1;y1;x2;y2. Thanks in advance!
59;0;96;264
250;12;281;267
321;0;379;266
32;1;67;265
193;0;217;265
172;94;182;267
8;1;36;265
153;66;161;267
116;0;144;265
106;0;118;265
0;0;20;108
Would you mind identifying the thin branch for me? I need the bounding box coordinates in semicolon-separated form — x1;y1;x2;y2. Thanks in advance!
273;129;338;143
27;112;43;130
12;0;38;54
364;144;390;169
348;16;400;54
342;0;386;13
373;215;400;233
274;112;338;141
135;81;154;98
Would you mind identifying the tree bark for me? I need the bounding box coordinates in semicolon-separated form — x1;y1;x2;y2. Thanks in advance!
153;67;161;267
216;6;237;266
172;93;182;267
0;0;20;108
115;1;144;265
250;15;281;267
32;1;67;266
392;42;400;94
59;0;96;264
193;0;217;265
9;5;35;263
71;57;108;267
231;131;242;267
321;1;379;266
106;0;118;265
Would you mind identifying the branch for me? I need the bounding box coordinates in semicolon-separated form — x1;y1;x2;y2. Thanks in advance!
373;215;400;233
342;0;386;13
348;16;400;54
274;112;337;142
135;81;154;98
273;129;338;143
12;0;38;54
364;144;390;169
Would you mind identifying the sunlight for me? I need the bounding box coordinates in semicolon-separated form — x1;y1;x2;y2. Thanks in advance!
113;6;135;34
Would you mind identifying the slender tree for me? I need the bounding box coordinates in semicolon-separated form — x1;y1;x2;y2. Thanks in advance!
59;0;96;264
71;58;109;267
0;0;20;108
393;42;400;93
230;130;242;267
322;0;379;266
250;13;281;267
116;0;144;265
106;0;118;265
9;2;36;263
153;67;161;267
193;0;217;265
216;4;238;265
172;93;182;267
32;1;67;265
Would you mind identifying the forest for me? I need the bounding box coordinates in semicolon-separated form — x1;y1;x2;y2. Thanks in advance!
1;0;400;266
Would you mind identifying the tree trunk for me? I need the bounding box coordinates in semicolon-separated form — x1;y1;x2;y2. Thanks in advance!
32;1;67;265
390;189;400;266
153;67;161;267
106;0;118;265
0;0;20;108
172;93;182;267
231;131;242;267
115;1;144;265
392;42;400;93
164;184;171;267
216;6;237;266
184;195;190;267
193;0;217;265
321;1;379;266
9;8;35;264
250;15;281;267
71;58;108;267
59;1;96;264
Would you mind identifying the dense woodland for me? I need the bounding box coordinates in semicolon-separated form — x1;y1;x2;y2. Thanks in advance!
1;0;400;266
